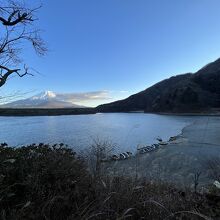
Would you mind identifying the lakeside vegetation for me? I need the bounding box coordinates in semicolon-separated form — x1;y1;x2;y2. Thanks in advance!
0;108;95;116
1;143;220;220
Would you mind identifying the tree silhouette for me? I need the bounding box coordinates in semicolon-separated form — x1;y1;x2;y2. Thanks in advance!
0;1;46;88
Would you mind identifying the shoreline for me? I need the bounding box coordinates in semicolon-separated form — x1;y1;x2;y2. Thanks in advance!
156;112;220;117
0;106;220;117
103;116;220;188
0;108;96;116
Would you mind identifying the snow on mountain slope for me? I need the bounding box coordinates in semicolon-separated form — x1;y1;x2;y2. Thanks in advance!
0;91;86;108
31;91;57;100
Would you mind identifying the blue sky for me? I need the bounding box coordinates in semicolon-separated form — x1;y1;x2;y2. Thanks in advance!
2;0;220;106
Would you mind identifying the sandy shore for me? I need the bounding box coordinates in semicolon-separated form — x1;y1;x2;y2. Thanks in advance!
103;116;220;189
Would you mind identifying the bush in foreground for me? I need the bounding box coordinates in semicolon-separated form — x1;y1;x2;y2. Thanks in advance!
0;143;219;220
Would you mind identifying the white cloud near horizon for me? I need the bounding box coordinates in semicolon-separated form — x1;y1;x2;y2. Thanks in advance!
56;91;112;103
55;90;129;107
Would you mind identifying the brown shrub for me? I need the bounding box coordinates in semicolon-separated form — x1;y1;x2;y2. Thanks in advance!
0;143;218;220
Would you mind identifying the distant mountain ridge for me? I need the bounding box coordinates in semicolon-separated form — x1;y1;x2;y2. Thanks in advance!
1;91;85;109
97;58;220;113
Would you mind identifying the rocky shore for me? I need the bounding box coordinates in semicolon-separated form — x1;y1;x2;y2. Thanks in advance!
104;116;220;189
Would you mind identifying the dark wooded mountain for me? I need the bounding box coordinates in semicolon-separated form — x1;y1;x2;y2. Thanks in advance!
97;58;220;113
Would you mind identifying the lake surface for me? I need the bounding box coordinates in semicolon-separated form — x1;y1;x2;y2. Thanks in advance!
0;113;196;152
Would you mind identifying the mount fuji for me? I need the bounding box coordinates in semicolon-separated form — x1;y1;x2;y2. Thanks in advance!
1;91;86;108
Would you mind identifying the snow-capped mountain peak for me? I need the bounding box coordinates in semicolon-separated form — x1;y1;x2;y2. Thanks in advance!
0;91;86;109
31;90;57;100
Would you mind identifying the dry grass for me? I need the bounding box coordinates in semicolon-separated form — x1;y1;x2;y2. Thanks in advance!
0;143;219;220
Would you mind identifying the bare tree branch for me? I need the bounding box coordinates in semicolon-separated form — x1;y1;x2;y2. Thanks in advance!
0;11;33;26
0;64;33;87
0;1;46;89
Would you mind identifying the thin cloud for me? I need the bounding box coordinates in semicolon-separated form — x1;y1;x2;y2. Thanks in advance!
110;90;129;94
119;90;129;93
55;91;112;103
